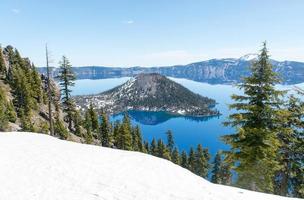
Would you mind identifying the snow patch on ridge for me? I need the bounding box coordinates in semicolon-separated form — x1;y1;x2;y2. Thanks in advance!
239;53;259;61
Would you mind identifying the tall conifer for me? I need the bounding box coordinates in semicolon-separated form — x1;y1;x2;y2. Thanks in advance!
57;56;75;130
223;42;285;192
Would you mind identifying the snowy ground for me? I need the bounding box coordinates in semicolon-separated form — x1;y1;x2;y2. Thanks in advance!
0;132;301;200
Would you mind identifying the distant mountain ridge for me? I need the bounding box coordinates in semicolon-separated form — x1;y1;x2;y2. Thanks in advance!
37;56;304;84
74;73;219;117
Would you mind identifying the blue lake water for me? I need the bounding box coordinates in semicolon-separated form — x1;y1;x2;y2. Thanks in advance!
72;78;304;156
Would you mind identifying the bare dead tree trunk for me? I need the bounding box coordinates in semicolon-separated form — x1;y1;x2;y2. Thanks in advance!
46;44;54;135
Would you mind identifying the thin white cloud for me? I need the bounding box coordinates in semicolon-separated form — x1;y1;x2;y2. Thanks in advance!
11;8;20;14
122;20;134;24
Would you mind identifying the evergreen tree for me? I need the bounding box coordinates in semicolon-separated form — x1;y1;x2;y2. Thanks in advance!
6;101;17;123
0;46;6;78
171;147;180;165
54;118;69;139
180;150;188;169
157;139;171;160
188;147;196;172
195;144;210;178
117;114;132;150
150;138;157;156
211;151;232;185
211;151;222;184
166;130;174;153
222;42;285;192
274;95;304;197
0;87;9;130
113;121;120;148
100;113;111;147
30;66;43;104
57;56;75;130
88;103;99;132
73;110;83;137
132;125;143;151
144;140;150;153
84;110;93;143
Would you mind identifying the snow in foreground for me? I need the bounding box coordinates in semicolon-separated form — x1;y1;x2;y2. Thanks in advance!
0;132;300;200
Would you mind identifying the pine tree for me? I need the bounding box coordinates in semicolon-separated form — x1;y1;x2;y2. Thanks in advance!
57;56;76;130
180;150;188;169
195;144;210;178
54;118;69;139
113;121;120;148
222;42;285;192
6;101;17;123
100;113;111;147
0;86;9;130
117;113;132;150
27;65;43;106
211;151;232;185
171;147;180;165
157;139;171;160
88;103;99;132
211;151;222;184
188;147;196;172
166;130;174;153
0;46;6;78
84;110;93;143
144;140;150;153
132;125;143;151
274;95;304;197
73;110;83;137
150;138;157;156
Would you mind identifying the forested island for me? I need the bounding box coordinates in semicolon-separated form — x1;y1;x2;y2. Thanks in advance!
74;73;219;117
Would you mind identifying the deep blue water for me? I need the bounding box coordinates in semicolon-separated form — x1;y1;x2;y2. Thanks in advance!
72;78;304;156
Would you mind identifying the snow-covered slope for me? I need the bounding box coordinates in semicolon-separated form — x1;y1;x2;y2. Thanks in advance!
0;132;300;200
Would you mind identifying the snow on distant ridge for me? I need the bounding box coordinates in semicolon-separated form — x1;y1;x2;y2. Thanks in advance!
239;53;259;61
0;132;300;200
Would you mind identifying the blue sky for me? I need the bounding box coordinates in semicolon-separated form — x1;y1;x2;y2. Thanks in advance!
1;0;304;67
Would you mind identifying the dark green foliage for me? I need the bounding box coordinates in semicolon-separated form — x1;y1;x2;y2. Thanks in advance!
150;138;157;156
30;67;43;104
0;87;9;130
144;141;149;153
6;101;17;123
100;113;111;147
194;144;210;178
180;150;188;169
19;109;36;132
0;46;46;132
222;42;284;192
113;121;120;147
188;147;196;172
211;151;232;185
166;130;174;153
116;114;132;150
274;95;304;197
84;110;93;143
73;110;83;137
57;56;76;130
171;147;180;165
0;46;6;78
157;139;171;160
0;86;17;131
54;118;69;140
88;103;99;132
11;66;34;116
39;121;50;134
132;125;143;151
